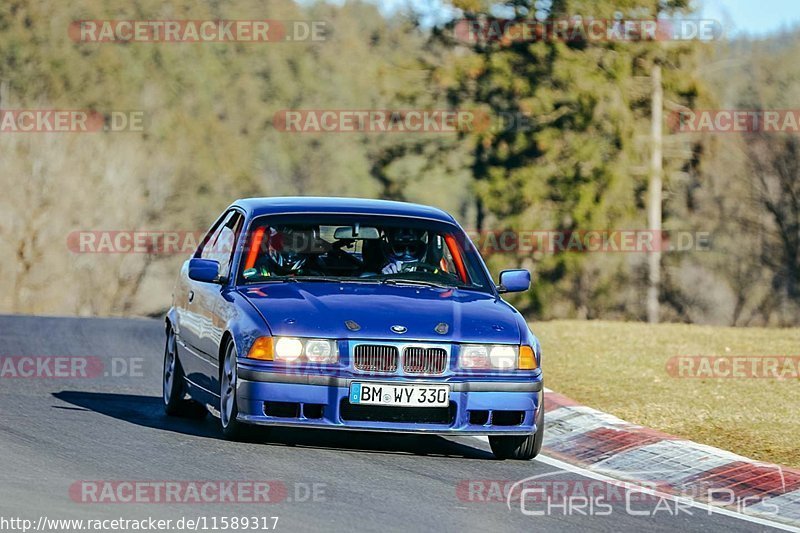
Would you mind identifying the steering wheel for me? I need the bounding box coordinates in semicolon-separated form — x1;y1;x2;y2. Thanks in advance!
401;262;438;274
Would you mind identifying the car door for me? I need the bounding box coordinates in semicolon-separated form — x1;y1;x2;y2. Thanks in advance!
176;211;226;378
184;209;244;395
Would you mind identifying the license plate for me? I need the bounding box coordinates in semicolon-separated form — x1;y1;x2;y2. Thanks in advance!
349;382;450;408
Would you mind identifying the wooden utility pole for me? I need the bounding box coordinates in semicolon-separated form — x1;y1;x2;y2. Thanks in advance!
647;63;663;323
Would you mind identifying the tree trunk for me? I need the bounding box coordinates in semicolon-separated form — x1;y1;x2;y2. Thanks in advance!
647;64;663;323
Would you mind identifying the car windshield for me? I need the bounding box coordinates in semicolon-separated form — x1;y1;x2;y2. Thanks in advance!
236;215;490;292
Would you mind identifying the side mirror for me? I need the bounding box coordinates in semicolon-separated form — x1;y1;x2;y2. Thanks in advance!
498;269;531;293
188;258;221;283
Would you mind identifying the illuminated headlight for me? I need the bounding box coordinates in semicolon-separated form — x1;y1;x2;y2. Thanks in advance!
489;345;517;370
248;337;339;364
459;344;520;370
274;338;304;362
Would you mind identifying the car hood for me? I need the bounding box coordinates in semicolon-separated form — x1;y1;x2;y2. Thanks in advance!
239;281;521;344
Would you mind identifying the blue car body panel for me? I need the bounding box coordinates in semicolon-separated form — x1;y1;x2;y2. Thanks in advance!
168;197;542;436
241;282;521;342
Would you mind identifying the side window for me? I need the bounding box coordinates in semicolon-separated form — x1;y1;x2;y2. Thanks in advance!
202;211;243;278
215;214;243;277
201;211;244;277
199;212;233;260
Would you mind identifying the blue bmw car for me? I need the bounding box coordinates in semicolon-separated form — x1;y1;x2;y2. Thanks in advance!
164;197;544;460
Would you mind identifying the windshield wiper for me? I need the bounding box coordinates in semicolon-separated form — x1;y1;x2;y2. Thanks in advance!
243;277;297;284
295;276;382;284
382;278;451;289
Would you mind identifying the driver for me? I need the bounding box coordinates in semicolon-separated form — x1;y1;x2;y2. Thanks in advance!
381;228;428;274
259;227;309;276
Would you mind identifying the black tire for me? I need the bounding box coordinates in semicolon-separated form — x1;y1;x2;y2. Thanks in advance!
489;400;545;460
163;327;207;418
219;339;250;440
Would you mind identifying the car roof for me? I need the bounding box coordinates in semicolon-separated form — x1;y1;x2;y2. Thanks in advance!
232;196;458;224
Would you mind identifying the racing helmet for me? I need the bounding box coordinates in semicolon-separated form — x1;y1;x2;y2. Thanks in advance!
383;228;427;263
265;227;308;274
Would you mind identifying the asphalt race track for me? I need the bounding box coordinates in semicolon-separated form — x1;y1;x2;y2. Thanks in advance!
0;315;786;532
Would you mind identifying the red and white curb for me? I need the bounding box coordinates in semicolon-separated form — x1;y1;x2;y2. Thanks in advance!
536;388;800;528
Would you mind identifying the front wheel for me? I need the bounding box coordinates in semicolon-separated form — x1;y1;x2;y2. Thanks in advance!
219;340;249;440
489;401;545;460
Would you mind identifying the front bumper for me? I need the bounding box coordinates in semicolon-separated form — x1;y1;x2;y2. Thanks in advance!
236;367;543;436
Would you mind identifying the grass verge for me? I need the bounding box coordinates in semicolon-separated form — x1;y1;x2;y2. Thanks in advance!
532;320;800;468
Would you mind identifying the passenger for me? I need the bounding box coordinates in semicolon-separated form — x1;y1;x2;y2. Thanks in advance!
380;228;428;274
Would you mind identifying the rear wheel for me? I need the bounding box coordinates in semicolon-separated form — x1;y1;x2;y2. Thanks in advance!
489;401;544;460
163;327;206;418
220;340;249;440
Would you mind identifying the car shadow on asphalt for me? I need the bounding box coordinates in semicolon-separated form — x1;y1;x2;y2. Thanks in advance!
52;391;496;460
